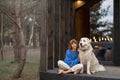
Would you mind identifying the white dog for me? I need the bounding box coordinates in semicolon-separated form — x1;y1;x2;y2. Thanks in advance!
78;37;106;75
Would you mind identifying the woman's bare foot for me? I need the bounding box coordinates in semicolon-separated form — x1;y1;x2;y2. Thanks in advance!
74;70;80;74
57;69;64;74
62;68;72;74
62;71;68;74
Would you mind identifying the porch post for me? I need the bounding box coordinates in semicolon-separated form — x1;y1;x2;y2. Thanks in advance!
39;0;48;72
113;0;120;66
47;0;55;69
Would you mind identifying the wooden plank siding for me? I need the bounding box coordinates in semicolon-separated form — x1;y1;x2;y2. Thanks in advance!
54;0;75;67
54;0;61;67
75;7;90;41
113;0;120;66
39;0;74;71
39;0;48;72
39;0;120;73
60;0;68;61
47;0;55;69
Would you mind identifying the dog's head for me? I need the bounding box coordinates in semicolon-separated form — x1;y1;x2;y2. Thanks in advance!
79;37;91;50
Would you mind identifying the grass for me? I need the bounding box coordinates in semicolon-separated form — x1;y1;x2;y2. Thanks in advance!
0;47;40;80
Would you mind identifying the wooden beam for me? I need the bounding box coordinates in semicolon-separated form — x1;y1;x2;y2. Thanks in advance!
39;0;76;70
75;0;102;11
54;0;61;67
88;0;102;8
59;0;66;60
47;0;55;69
113;0;120;66
39;0;48;72
76;7;90;40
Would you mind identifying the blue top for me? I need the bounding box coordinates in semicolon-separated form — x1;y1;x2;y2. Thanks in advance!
64;49;80;67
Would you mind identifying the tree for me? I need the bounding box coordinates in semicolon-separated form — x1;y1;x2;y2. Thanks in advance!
90;0;112;39
0;0;27;78
0;0;42;79
0;14;4;60
22;0;39;47
12;0;27;78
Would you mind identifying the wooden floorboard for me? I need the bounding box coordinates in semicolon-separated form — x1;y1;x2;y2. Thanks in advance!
40;66;120;80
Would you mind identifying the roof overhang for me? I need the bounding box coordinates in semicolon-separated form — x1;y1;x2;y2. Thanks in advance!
73;0;102;11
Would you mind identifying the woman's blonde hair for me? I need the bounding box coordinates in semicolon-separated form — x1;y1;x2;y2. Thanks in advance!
68;39;78;50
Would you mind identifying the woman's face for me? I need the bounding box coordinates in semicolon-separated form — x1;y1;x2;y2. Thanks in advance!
71;42;77;50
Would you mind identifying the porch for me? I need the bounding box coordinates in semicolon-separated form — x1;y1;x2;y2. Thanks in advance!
39;0;120;79
40;66;120;80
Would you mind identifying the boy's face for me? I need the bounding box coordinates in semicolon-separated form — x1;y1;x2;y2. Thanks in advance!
71;42;77;50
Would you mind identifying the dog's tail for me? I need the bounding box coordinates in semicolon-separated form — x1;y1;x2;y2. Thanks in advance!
98;65;106;71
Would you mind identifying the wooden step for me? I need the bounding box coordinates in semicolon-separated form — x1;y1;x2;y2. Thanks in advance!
40;66;120;80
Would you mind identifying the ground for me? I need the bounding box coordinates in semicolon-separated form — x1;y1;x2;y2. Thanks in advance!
0;47;40;80
1;47;120;80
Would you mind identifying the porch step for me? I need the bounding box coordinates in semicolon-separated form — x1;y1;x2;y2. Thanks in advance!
40;72;120;80
40;66;120;80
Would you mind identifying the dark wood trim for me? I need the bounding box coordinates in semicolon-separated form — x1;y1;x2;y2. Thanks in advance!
47;0;55;69
113;0;120;66
39;0;48;72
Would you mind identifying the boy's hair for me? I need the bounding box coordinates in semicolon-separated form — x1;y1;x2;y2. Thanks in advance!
68;39;78;50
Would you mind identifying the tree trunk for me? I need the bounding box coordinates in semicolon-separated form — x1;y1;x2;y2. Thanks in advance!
12;26;20;62
0;14;4;60
13;30;26;78
28;9;36;47
12;0;27;79
33;28;38;47
28;22;35;47
0;0;26;70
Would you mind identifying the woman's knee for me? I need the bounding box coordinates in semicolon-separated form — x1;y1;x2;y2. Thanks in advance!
57;60;63;65
79;64;83;68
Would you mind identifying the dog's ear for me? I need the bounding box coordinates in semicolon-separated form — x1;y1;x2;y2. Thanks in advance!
86;38;91;43
87;38;91;46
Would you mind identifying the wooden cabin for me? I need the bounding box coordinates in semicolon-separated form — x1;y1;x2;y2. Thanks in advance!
39;0;120;79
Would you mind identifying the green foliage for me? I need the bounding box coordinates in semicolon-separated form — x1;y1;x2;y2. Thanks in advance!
0;0;40;47
90;0;113;38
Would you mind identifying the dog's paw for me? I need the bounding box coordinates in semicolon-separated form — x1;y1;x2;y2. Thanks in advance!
91;70;95;74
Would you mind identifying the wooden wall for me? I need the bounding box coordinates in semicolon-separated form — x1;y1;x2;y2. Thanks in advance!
39;0;74;72
75;7;90;41
39;0;120;73
113;0;120;66
39;0;48;72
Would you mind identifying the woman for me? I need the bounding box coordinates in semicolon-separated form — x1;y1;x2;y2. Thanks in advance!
57;39;83;74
